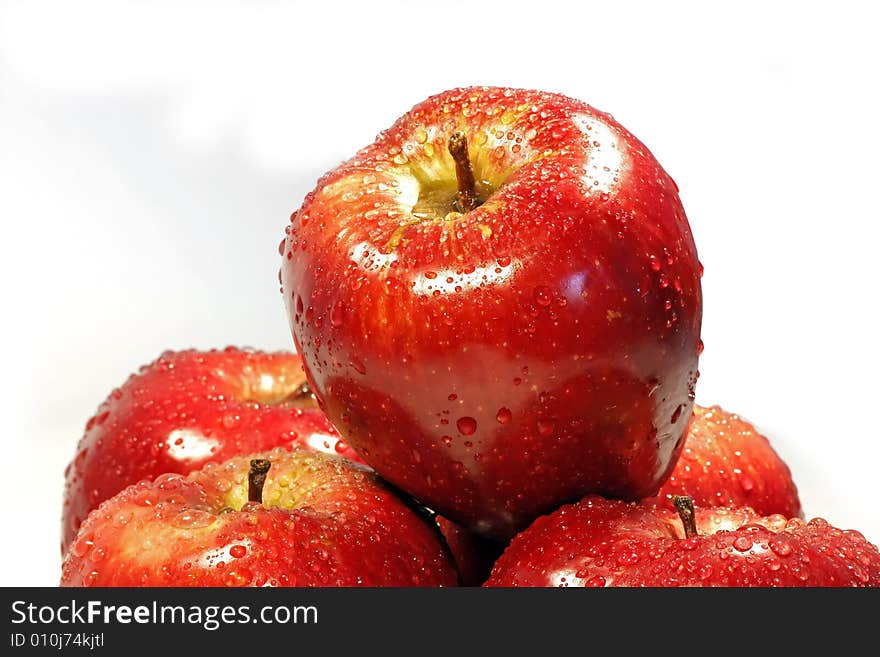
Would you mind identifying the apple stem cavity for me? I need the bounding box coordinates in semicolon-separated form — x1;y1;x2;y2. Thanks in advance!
672;495;699;539
248;459;272;504
448;131;478;213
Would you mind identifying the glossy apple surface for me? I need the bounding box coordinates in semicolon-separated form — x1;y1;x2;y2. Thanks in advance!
485;496;880;587
281;86;702;538
648;405;802;517
62;448;458;586
62;347;361;554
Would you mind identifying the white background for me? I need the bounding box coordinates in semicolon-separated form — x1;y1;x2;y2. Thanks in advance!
2;1;878;586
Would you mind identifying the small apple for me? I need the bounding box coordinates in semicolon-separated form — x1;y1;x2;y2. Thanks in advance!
647;404;802;517
485;495;880;587
280;86;702;539
61;448;458;586
62;347;361;555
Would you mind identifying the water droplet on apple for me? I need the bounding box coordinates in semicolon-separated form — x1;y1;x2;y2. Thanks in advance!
133;489;159;507
172;509;216;529
616;551;640;566
224;569;251;586
537;419;555;437
330;302;345;328
457;417;477;436
496;407;512;424
732;536;753;552
738;475;755;492
533;285;552;307
583;575;606;587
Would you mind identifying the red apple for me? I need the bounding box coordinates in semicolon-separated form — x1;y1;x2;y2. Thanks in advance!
280;86;702;539
485;496;880;587
61;448;458;586
61;347;362;555
646;404;802;517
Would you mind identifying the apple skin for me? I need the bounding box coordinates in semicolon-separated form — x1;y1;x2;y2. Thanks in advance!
61;448;458;587
61;348;362;555
484;496;880;587
280;86;702;538
646;405;802;517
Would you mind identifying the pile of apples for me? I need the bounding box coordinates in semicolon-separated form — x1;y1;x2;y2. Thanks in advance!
61;87;880;587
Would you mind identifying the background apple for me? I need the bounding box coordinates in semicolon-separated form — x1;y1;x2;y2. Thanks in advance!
281;86;702;539
62;448;458;586
485;495;880;587
61;347;361;554
647;405;802;517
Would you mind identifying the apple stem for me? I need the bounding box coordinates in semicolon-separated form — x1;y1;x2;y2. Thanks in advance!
672;495;699;538
448;131;478;212
248;459;271;504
